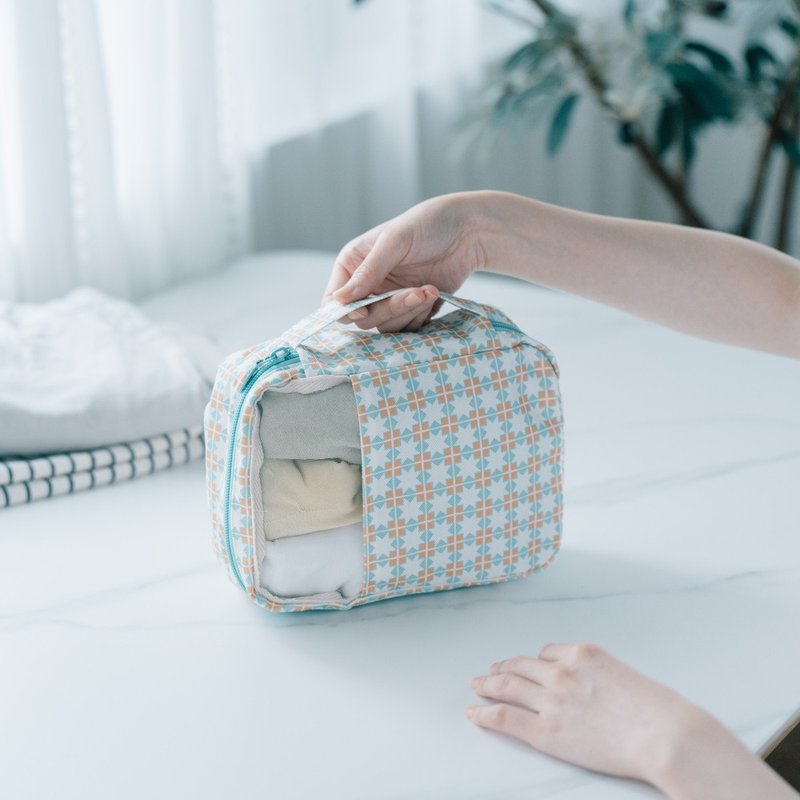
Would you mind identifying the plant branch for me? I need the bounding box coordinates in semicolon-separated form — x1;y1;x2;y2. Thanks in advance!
527;0;709;227
775;108;799;252
738;45;800;238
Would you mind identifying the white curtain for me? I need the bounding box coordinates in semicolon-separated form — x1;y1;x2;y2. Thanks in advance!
1;0;242;301
0;0;712;304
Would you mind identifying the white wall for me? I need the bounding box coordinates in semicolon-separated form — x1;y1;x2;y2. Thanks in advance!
250;1;798;260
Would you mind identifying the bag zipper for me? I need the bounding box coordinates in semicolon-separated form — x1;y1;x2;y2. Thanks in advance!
490;319;523;334
223;346;301;591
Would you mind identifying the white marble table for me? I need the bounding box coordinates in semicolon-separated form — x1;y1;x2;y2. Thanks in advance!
2;252;799;799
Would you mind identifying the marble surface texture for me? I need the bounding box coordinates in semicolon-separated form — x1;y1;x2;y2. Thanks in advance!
2;252;799;799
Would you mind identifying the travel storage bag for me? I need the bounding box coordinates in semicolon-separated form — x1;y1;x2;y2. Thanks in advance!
204;289;564;611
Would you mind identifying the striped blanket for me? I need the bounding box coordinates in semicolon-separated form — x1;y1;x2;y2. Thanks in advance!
0;426;204;509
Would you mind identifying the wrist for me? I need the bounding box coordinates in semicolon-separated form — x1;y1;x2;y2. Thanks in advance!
646;706;730;798
463;190;533;276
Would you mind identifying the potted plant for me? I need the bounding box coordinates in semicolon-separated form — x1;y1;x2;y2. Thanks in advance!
480;0;800;250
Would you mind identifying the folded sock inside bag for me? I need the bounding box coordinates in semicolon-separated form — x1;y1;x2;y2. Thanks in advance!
261;458;362;539
258;378;365;599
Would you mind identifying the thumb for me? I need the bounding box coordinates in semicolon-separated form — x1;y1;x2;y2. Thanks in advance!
333;227;411;302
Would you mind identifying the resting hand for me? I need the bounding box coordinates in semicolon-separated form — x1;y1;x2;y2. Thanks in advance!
468;642;699;783
468;643;800;799
322;193;483;332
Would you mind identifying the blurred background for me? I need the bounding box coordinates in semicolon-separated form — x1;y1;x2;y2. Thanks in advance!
1;0;799;303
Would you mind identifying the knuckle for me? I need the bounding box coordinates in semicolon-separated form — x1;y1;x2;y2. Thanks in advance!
538;643;557;659
552;663;572;683
572;643;602;663
384;224;412;249
505;656;525;673
491;704;508;727
537;712;561;738
354;261;375;281
497;673;513;693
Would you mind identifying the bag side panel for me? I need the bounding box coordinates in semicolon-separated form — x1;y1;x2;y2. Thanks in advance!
351;341;563;603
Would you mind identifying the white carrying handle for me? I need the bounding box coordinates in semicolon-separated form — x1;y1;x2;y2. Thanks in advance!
280;289;500;348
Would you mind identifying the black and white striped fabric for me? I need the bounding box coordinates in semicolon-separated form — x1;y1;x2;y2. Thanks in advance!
0;426;204;509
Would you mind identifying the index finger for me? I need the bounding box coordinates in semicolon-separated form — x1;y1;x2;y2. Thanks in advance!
322;258;355;305
322;226;383;303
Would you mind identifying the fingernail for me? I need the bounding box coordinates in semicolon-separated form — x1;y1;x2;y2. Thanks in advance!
404;291;422;308
465;707;475;718
470;677;478;688
348;309;368;321
490;663;500;674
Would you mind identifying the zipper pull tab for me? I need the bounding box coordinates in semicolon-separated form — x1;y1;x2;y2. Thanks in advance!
257;346;294;368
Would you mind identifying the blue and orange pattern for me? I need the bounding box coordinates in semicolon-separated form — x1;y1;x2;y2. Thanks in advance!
204;291;563;611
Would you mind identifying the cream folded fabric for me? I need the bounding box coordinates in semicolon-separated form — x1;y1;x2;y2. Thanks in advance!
259;522;363;599
259;381;361;464
262;458;362;540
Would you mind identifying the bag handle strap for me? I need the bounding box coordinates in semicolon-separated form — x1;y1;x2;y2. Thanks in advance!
279;288;501;347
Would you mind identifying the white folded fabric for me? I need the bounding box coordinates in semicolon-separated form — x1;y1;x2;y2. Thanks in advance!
0;287;211;455
259;522;363;600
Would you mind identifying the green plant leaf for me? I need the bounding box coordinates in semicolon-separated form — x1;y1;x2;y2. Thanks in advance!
502;40;551;74
681;120;697;167
779;132;800;166
645;28;682;64
745;43;779;83
617;121;637;146
547;92;579;155
665;61;737;123
656;103;681;155
683;41;734;75
778;16;800;40
492;84;517;122
511;73;564;112
700;1;728;18
623;0;636;28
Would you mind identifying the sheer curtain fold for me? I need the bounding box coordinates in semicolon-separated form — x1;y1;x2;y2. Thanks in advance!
0;0;673;304
0;0;239;302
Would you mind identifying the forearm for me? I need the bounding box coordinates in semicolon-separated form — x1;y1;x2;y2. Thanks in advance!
469;190;800;358
650;710;798;800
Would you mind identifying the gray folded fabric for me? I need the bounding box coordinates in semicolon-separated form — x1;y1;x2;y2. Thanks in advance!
259;382;361;464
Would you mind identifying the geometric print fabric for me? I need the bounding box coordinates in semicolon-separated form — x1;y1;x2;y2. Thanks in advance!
204;291;563;612
352;344;562;598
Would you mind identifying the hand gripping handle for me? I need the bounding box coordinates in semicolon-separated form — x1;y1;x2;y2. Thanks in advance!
280;288;501;348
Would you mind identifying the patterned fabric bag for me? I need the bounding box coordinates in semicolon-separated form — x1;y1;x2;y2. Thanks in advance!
204;289;564;611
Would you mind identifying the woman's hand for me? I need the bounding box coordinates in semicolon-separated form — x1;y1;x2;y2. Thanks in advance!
325;189;800;355
468;643;699;783
467;643;798;799
322;193;485;332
